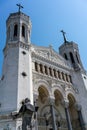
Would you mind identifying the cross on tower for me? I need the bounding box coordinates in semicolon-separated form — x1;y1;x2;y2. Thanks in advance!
61;30;67;43
16;4;23;12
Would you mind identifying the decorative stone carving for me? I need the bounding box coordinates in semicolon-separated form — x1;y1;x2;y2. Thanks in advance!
62;100;69;108
75;103;82;111
32;47;70;68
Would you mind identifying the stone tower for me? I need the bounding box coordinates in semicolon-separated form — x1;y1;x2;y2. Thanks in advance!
59;34;87;127
0;10;33;129
59;41;84;71
0;9;87;130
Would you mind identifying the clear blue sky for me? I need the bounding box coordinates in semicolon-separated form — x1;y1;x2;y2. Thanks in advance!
0;0;87;75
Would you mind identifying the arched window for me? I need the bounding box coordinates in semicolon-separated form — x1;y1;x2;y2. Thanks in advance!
57;71;61;79
49;68;52;76
35;62;38;72
44;66;48;75
64;53;68;60
62;72;65;81
76;52;80;63
53;69;57;78
22;25;25;37
69;52;75;63
69;75;72;83
40;64;43;73
14;24;18;37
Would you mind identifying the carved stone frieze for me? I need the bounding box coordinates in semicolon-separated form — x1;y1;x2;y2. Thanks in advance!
32;45;71;70
4;42;30;53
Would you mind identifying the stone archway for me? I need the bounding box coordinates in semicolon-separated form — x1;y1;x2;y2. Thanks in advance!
38;85;49;104
68;94;81;130
54;90;68;129
54;89;63;106
40;105;62;130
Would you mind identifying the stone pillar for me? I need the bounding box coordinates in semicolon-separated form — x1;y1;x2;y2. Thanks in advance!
49;98;57;130
55;70;58;78
64;73;66;81
51;68;54;77
67;75;70;83
63;101;73;130
42;65;45;74
37;64;40;73
75;104;86;130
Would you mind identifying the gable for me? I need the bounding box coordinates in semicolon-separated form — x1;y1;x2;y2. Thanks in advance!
32;44;70;68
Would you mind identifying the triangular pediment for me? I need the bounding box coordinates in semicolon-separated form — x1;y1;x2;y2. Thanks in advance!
32;44;70;68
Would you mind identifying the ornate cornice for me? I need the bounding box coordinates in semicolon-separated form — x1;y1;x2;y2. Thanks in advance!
33;71;76;94
3;42;30;56
32;52;71;72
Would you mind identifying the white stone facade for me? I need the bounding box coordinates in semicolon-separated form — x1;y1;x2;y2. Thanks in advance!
0;11;87;130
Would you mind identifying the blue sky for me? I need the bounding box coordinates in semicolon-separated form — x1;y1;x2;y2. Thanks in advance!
0;0;87;75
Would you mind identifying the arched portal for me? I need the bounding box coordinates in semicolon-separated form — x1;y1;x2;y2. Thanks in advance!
54;89;63;106
38;86;49;104
68;94;81;130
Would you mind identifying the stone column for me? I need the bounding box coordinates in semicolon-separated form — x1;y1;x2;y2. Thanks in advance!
75;104;86;130
37;64;40;73
67;75;70;83
49;98;57;130
51;68;54;77
64;73;66;81
63;101;73;130
42;65;45;74
55;70;58;78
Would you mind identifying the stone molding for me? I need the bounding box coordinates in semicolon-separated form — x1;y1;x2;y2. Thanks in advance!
75;103;82;111
3;42;30;55
61;100;69;108
32;50;71;71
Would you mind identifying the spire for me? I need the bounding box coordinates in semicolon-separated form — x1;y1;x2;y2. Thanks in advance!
16;4;23;12
61;30;67;43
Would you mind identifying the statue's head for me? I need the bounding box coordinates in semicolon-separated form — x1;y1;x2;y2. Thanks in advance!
25;98;30;103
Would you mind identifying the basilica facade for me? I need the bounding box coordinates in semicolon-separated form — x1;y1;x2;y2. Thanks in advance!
0;9;87;130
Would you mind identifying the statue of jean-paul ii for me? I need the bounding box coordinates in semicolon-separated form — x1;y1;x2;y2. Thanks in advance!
11;98;35;130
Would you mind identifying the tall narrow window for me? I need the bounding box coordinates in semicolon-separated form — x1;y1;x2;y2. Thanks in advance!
69;75;72;83
62;72;65;81
64;53;68;60
53;69;57;78
22;25;25;37
40;64;43;73
35;62;38;72
76;52;80;63
49;68;52;76
44;66;48;75
69;52;75;63
58;71;61;79
14;24;18;37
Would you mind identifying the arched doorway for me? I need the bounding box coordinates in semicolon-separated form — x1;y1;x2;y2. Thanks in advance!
68;94;81;130
54;90;68;129
38;85;49;104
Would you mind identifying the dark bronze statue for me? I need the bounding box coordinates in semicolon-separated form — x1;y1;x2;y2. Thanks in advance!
11;98;35;130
